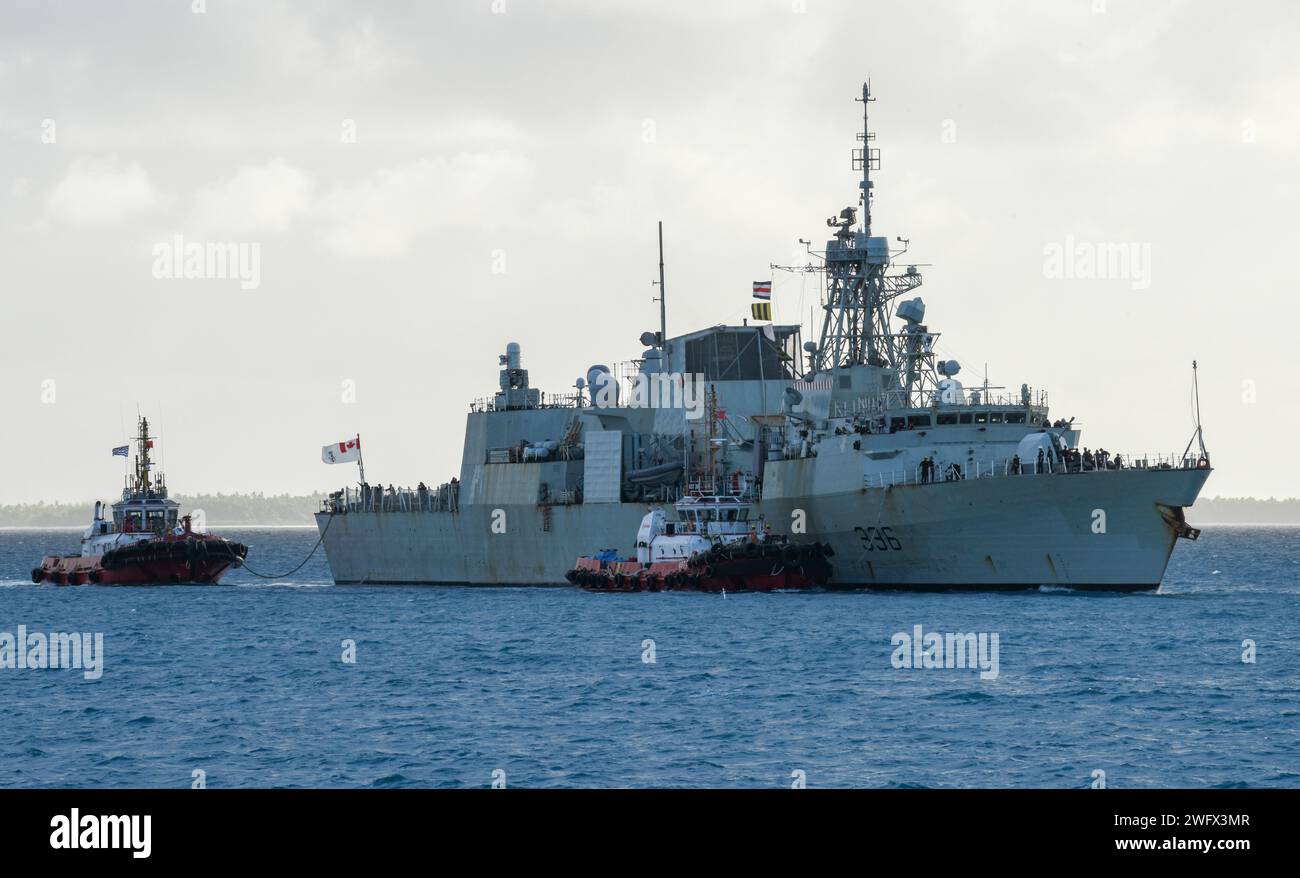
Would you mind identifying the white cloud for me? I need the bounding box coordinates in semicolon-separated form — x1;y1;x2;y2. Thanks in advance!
190;159;314;235
316;153;531;259
44;156;169;226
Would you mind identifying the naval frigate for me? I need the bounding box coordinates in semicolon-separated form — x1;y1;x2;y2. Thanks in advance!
315;83;1210;591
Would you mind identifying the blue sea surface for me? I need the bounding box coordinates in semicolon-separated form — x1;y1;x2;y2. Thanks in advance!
0;526;1297;788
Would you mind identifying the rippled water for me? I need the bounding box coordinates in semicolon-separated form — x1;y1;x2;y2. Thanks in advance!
1;526;1297;788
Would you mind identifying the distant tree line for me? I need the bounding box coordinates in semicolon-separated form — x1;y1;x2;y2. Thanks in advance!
0;493;326;527
2;493;1298;527
1191;497;1300;524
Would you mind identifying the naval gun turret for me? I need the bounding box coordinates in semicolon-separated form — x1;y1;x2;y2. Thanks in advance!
495;342;541;410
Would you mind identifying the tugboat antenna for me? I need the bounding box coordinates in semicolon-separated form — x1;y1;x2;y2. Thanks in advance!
136;416;152;494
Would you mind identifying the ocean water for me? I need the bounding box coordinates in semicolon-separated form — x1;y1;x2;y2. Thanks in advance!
0;526;1297;789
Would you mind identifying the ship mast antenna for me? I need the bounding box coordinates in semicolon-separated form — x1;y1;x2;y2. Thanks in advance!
857;79;874;236
807;80;924;376
1181;360;1209;463
652;221;668;355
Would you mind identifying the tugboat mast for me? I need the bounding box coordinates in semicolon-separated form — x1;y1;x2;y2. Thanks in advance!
127;416;165;499
135;417;153;493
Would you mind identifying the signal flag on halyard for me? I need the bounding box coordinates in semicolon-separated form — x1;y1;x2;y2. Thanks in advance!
322;437;361;464
751;302;772;321
752;281;771;300
111;445;129;457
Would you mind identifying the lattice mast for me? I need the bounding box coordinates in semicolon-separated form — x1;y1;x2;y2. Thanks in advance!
808;82;925;381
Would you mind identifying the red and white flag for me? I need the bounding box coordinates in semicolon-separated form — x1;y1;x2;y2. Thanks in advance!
752;281;772;300
322;437;361;464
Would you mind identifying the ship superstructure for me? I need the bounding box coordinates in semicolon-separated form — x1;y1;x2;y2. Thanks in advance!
316;83;1209;590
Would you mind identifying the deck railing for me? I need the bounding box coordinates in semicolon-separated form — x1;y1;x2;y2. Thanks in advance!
319;451;1210;514
321;482;460;514
862;452;1209;489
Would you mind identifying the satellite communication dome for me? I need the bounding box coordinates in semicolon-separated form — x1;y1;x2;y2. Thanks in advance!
937;378;965;405
937;359;961;377
586;365;616;407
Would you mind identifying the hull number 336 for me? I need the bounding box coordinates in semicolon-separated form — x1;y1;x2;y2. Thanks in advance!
855;526;902;551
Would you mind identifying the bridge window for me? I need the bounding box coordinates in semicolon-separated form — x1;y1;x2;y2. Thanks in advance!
1006;412;1027;424
959;413;973;424
907;415;931;428
974;411;989;424
936;413;958;425
989;412;1004;424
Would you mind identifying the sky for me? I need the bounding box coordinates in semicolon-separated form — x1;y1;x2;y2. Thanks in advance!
1;0;1296;504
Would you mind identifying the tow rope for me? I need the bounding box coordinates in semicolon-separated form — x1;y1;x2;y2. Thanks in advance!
236;513;335;580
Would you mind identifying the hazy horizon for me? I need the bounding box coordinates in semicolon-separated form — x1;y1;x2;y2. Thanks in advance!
3;0;1294;504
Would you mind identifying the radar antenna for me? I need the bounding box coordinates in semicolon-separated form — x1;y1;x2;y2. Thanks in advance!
779;82;925;377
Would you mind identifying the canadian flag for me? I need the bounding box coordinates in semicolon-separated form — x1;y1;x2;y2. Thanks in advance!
322;437;361;464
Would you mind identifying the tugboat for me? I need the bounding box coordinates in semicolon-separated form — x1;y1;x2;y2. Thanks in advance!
31;417;247;585
565;488;833;593
566;387;832;593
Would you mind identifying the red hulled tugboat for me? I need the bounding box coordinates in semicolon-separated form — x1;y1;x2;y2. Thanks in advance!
566;386;832;593
31;417;247;585
566;488;833;594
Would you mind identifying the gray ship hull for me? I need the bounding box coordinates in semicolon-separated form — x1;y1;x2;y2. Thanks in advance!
316;466;1209;590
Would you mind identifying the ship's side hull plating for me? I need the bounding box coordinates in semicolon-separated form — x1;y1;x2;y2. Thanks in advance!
316;467;1208;590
